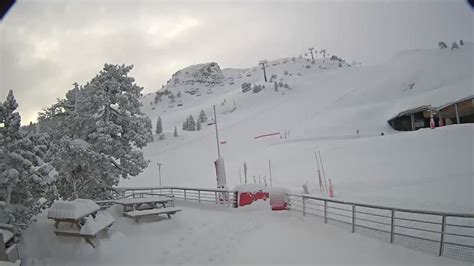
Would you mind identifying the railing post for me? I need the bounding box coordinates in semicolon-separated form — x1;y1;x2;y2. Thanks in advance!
352;205;356;233
132;190;135;198
439;215;446;256
170;188;173;196
390;210;395;243
215;191;218;204
234;191;238;208
324;200;327;223
184;189;187;201
302;197;306;216
198;190;201;203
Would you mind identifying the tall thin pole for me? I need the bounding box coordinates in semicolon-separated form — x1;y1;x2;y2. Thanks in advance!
157;163;162;187
213;105;221;157
259;60;268;82
318;150;328;192
314;152;324;192
268;160;273;188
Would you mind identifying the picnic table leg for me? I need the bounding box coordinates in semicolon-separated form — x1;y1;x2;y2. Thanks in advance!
54;220;60;229
84;237;96;248
74;221;82;230
167;213;171;219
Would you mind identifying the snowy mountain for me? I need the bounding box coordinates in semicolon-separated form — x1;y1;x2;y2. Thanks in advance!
131;44;473;213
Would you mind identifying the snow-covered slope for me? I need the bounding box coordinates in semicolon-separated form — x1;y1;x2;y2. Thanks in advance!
126;44;473;213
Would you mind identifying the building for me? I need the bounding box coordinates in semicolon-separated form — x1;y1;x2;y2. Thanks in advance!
387;105;437;131
387;95;474;131
438;96;474;125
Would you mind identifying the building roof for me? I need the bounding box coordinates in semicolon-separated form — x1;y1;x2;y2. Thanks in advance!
438;95;474;110
388;105;433;121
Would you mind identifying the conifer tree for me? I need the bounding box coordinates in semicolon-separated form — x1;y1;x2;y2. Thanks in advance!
156;116;163;134
0;90;57;231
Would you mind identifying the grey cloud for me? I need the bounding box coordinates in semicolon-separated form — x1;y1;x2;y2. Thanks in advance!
0;0;472;124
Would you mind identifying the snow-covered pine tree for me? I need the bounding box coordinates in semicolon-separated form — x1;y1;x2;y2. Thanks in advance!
438;41;447;49
198;110;207;123
188;115;196;131
196;120;201;131
182;117;188;130
38;64;153;200
0;90;57;232
156;116;163;134
174;126;178;137
451;42;459;50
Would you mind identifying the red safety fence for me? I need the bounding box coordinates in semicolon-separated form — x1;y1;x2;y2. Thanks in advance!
254;132;280;139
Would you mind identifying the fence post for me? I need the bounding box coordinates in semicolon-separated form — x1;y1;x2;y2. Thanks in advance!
439;215;446;256
184;189;187;201
132;190;135;198
151;189;153;195
352;205;356;233
215;191;218;204
302;197;306;216
198;190;201;203
170;188;173;196
234;191;238;208
324;200;328;223
390;210;395;243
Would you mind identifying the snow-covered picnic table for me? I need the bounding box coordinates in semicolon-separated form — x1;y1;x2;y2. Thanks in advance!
47;199;101;229
47;199;115;248
114;196;174;211
114;196;181;222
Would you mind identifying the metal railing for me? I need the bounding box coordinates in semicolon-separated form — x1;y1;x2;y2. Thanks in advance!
287;193;474;262
114;186;239;208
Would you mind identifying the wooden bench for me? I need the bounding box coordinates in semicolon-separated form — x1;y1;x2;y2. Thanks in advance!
123;207;181;222
95;200;116;210
54;217;114;248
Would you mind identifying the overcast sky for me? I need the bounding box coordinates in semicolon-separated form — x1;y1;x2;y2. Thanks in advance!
1;0;472;124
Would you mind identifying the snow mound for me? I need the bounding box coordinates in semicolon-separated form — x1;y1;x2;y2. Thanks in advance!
234;184;270;193
270;187;289;198
47;199;100;220
80;212;115;235
167;62;224;87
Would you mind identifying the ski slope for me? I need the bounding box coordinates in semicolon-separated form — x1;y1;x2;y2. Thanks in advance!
122;44;473;213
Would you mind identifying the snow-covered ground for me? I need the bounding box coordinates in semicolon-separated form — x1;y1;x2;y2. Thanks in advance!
20;202;470;265
122;44;473;213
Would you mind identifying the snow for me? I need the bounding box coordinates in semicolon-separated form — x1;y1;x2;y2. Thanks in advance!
80;212;115;235
0;261;20;266
129;43;473;214
47;199;100;220
20;202;470;265
234;183;269;192
270;187;289;198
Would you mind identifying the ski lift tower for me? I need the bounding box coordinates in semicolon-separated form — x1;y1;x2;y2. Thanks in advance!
213;105;228;202
259;60;268;82
308;48;315;60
